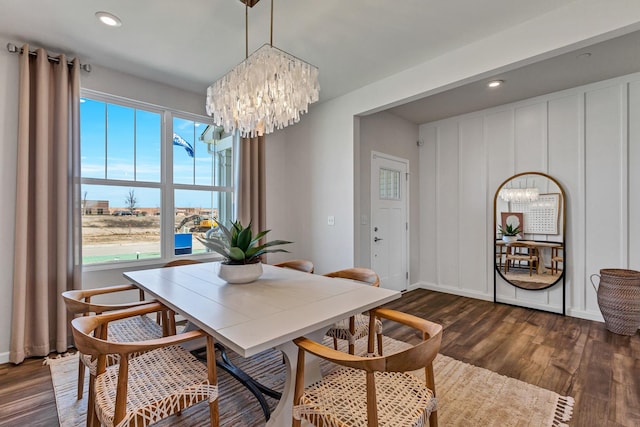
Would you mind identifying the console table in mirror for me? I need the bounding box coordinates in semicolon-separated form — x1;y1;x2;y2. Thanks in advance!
494;172;566;314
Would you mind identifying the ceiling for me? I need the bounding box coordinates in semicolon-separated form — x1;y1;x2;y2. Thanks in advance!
1;0;639;124
388;29;640;124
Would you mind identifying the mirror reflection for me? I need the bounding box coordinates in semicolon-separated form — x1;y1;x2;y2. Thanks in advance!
494;172;565;290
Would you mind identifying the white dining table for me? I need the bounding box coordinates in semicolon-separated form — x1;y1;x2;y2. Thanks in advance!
124;262;400;426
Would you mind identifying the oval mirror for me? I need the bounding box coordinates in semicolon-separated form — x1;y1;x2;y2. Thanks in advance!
494;172;566;291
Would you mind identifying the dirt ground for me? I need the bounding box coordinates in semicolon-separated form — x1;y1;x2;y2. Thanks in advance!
82;214;162;244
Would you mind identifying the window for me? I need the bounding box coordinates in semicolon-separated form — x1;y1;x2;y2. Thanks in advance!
80;92;235;265
379;168;401;200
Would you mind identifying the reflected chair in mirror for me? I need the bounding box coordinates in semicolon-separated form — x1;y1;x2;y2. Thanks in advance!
323;268;383;355
273;259;315;273
551;246;564;275
504;243;539;276
293;307;442;427
495;241;507;270
71;303;219;427
62;286;168;424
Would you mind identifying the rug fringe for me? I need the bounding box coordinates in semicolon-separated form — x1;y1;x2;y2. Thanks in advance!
43;351;76;365
551;395;575;427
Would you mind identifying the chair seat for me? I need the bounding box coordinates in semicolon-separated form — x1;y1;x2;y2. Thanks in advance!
506;254;538;262
94;345;218;427
294;367;437;427
81;314;163;376
325;313;382;345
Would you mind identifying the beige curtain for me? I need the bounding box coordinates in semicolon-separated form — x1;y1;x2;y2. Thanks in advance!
10;45;82;364
236;136;266;233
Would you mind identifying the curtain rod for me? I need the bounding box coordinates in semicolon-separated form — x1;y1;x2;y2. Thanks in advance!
6;42;92;72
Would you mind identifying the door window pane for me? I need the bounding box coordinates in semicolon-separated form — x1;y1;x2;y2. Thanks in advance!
379;168;401;200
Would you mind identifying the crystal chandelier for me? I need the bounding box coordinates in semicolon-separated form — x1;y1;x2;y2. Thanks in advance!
206;0;320;137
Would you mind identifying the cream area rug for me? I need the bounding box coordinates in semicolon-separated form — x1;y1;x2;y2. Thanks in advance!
48;336;573;427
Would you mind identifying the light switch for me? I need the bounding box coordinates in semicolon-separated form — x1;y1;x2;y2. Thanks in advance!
327;215;335;226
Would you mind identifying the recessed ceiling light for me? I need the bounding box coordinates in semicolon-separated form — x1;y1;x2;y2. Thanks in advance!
95;11;122;27
487;80;504;88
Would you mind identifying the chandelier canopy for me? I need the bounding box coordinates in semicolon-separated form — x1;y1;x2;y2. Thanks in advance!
206;0;320;137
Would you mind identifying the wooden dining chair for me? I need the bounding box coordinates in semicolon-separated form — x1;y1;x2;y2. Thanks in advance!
71;302;219;427
62;285;165;404
504;243;539;276
163;258;203;268
273;259;315;273
323;268;383;355
293;307;442;427
551;246;564;275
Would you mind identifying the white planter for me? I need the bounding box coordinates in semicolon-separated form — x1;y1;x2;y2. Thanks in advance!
502;235;518;243
218;262;263;284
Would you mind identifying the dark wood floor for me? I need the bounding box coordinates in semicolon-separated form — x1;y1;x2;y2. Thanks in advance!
1;289;638;426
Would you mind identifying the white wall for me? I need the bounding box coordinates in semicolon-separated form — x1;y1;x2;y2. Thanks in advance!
358;112;420;282
418;73;640;319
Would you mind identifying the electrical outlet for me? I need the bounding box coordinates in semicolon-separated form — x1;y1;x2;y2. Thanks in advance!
327;215;335;226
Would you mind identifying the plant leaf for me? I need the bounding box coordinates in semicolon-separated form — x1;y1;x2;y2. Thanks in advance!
236;226;253;251
218;222;233;242
249;230;270;247
228;247;246;262
195;236;231;258
250;248;291;259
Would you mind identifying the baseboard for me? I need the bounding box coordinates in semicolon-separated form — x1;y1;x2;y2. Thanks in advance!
566;308;604;322
0;351;9;365
495;296;564;314
415;281;494;302
411;282;614;322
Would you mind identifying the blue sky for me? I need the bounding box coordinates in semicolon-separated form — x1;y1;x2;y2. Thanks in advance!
80;98;224;209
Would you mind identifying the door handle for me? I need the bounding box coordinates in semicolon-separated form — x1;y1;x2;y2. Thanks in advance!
374;237;383;242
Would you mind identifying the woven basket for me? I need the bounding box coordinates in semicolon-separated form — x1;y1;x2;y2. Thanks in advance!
591;269;640;335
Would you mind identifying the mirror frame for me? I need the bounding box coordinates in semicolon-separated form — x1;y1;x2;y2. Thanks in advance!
493;171;566;314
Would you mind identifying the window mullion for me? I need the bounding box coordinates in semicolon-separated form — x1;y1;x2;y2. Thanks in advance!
162;111;174;260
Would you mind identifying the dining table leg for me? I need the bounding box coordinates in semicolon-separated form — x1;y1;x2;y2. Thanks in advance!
268;329;326;427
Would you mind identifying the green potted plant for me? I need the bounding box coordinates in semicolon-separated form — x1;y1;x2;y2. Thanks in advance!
197;220;292;283
498;223;521;243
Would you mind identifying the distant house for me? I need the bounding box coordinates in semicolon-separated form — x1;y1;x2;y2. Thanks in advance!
83;200;109;215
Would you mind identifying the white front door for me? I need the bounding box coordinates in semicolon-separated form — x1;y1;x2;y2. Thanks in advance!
371;152;408;292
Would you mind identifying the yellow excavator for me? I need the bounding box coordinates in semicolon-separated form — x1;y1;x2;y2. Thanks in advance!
175;215;218;233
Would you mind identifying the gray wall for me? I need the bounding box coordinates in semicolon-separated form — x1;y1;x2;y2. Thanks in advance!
358;112;420;283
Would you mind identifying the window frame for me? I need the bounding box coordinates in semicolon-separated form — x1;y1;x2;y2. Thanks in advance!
80;89;234;271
